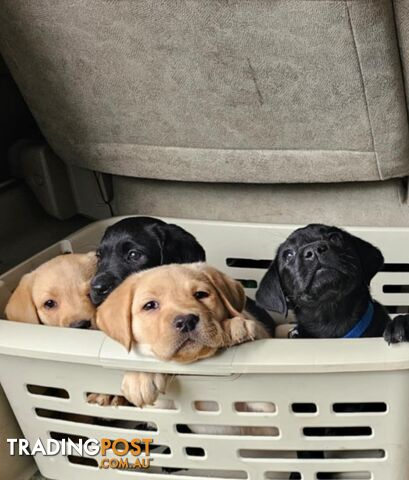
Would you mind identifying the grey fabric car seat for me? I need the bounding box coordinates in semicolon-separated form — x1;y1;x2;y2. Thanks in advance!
1;0;409;225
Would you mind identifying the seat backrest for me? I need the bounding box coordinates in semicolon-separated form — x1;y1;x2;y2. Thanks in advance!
1;0;408;184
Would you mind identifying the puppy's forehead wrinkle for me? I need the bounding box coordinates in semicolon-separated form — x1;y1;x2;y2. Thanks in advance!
287;224;341;245
105;223;158;244
102;229;151;251
32;260;94;298
133;263;206;282
134;279;209;307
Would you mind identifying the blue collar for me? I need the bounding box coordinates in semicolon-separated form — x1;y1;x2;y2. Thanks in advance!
343;302;374;338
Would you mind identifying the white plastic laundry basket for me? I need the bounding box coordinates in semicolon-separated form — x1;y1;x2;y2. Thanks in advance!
1;217;409;480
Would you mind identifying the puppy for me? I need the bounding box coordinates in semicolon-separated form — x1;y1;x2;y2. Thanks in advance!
95;263;270;408
5;253;97;328
90;217;206;305
256;224;398;479
256;224;393;340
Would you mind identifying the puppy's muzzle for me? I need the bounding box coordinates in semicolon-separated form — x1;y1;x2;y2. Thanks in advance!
69;319;92;329
173;314;200;333
90;273;116;305
302;241;329;262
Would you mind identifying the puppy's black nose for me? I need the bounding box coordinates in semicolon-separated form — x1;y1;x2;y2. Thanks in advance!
69;319;91;329
303;241;329;260
91;281;111;295
173;314;199;333
90;273;116;304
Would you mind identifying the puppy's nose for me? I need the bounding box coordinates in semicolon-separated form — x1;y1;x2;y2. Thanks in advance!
90;274;115;304
91;280;112;295
303;241;329;260
69;319;91;329
173;314;200;333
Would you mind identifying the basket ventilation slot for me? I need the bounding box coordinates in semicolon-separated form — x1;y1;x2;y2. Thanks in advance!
67;455;98;468
291;403;318;414
35;408;157;431
27;385;69;399
316;473;371;479
239;449;385;459
226;258;270;269
193;401;220;412
50;431;89;444
234;401;276;413
86;393;177;410
177;424;279;437
303;426;372;437
265;474;301;480
333;402;387;413
185;447;206;457
104;439;171;456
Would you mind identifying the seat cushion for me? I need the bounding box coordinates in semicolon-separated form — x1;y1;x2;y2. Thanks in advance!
0;0;408;183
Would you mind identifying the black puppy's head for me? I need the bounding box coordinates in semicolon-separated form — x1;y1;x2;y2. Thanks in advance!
90;217;206;305
256;224;384;316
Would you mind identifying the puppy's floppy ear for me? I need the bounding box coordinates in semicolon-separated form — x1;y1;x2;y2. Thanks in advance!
5;272;40;324
349;233;384;284
256;261;288;317
78;251;98;276
155;224;206;264
84;251;98;266
199;265;246;317
96;278;136;351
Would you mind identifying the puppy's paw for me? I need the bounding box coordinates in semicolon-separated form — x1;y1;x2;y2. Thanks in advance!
87;393;113;406
121;372;168;408
222;316;269;346
384;315;409;344
87;393;129;407
111;395;129;407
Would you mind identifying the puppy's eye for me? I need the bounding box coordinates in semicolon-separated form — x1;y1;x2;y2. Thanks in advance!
142;300;159;311
329;232;343;245
283;249;295;261
194;291;210;300
127;250;141;261
44;299;57;309
95;250;101;260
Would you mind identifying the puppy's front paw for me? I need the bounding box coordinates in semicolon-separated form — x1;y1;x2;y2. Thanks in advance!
87;393;129;407
87;393;113;406
384;315;409;344
222;316;269;346
111;395;130;407
121;372;169;408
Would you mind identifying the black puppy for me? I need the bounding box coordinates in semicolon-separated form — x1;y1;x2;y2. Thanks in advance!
256;223;406;480
90;217;206;305
256;223;395;340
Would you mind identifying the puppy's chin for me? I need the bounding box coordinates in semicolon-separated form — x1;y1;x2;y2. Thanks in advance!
298;268;355;304
90;288;115;306
153;339;217;363
152;321;225;363
89;293;104;307
171;342;217;363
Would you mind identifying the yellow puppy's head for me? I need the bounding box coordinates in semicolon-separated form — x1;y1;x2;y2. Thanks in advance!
5;253;97;328
96;263;246;363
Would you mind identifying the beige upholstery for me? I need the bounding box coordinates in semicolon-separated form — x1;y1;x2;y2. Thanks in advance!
393;0;409;105
1;0;409;184
112;176;409;226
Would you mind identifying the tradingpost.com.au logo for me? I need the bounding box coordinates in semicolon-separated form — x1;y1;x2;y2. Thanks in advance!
7;437;154;470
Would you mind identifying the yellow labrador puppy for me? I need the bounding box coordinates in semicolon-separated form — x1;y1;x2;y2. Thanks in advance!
5;253;97;329
5;252;127;412
95;263;270;410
